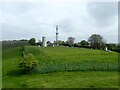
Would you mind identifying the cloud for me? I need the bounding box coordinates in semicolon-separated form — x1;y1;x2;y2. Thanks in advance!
2;1;118;43
87;2;118;28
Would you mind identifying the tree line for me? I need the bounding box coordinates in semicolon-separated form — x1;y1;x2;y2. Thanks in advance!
2;34;120;53
2;39;30;49
30;34;119;53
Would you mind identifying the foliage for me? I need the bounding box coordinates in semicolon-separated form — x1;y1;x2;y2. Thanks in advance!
88;34;106;49
2;46;118;88
23;46;118;73
29;38;36;46
19;53;39;74
106;43;116;50
47;41;53;46
36;40;42;46
74;43;80;47
80;40;89;46
2;40;29;49
58;40;65;46
66;37;75;47
111;46;120;53
106;43;120;53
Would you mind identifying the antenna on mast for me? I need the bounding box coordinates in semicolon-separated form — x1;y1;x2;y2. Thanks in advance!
56;25;59;46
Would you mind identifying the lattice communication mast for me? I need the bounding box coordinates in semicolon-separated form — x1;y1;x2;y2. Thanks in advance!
56;25;59;45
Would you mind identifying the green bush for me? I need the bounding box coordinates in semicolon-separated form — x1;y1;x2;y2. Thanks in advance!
19;53;39;74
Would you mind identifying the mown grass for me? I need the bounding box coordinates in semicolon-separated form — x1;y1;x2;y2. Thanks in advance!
2;46;119;88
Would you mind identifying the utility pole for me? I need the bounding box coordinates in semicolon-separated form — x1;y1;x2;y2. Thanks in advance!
56;25;59;46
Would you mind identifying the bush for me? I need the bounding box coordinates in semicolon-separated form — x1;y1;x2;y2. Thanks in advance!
29;38;36;46
19;53;39;74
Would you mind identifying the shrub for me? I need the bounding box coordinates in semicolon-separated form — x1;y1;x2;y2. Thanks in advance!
19;53;39;74
29;38;36;46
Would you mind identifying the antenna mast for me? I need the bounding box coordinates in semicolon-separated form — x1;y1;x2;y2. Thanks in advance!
56;25;59;45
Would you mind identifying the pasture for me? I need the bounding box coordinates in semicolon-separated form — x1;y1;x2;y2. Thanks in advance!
2;46;119;88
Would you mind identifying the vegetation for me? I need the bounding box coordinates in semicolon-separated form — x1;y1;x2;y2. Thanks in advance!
19;53;39;74
88;34;106;49
24;46;118;73
2;33;120;53
2;40;29;49
29;38;36;46
106;43;120;53
79;40;89;46
66;37;75;47
2;46;118;88
3;71;118;88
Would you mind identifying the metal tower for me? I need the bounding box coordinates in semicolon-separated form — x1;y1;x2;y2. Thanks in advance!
56;25;59;45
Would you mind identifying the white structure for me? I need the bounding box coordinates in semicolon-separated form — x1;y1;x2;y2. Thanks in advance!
42;37;47;47
105;47;108;52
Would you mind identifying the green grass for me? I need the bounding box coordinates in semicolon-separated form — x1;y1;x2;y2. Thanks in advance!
2;46;119;88
25;46;118;63
3;71;118;88
24;46;118;73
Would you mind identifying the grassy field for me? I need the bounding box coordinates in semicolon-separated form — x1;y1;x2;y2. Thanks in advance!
24;46;118;73
2;46;119;88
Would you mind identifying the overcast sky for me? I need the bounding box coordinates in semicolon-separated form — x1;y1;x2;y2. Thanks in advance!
1;0;118;43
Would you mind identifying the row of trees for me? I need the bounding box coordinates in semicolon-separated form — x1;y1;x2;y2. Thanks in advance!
45;34;119;52
2;34;119;52
2;39;30;49
1;34;107;50
46;34;106;49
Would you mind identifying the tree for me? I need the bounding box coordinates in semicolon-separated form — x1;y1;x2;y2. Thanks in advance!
47;41;53;46
106;43;115;50
74;43;80;47
66;37;75;47
29;38;36;46
80;40;89;46
58;40;65;46
36;40;42;46
88;34;106;49
106;43;120;53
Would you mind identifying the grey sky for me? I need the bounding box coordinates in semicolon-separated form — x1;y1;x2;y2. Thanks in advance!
1;0;118;43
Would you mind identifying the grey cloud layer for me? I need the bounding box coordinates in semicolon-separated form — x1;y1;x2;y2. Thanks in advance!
87;2;117;27
2;2;118;43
